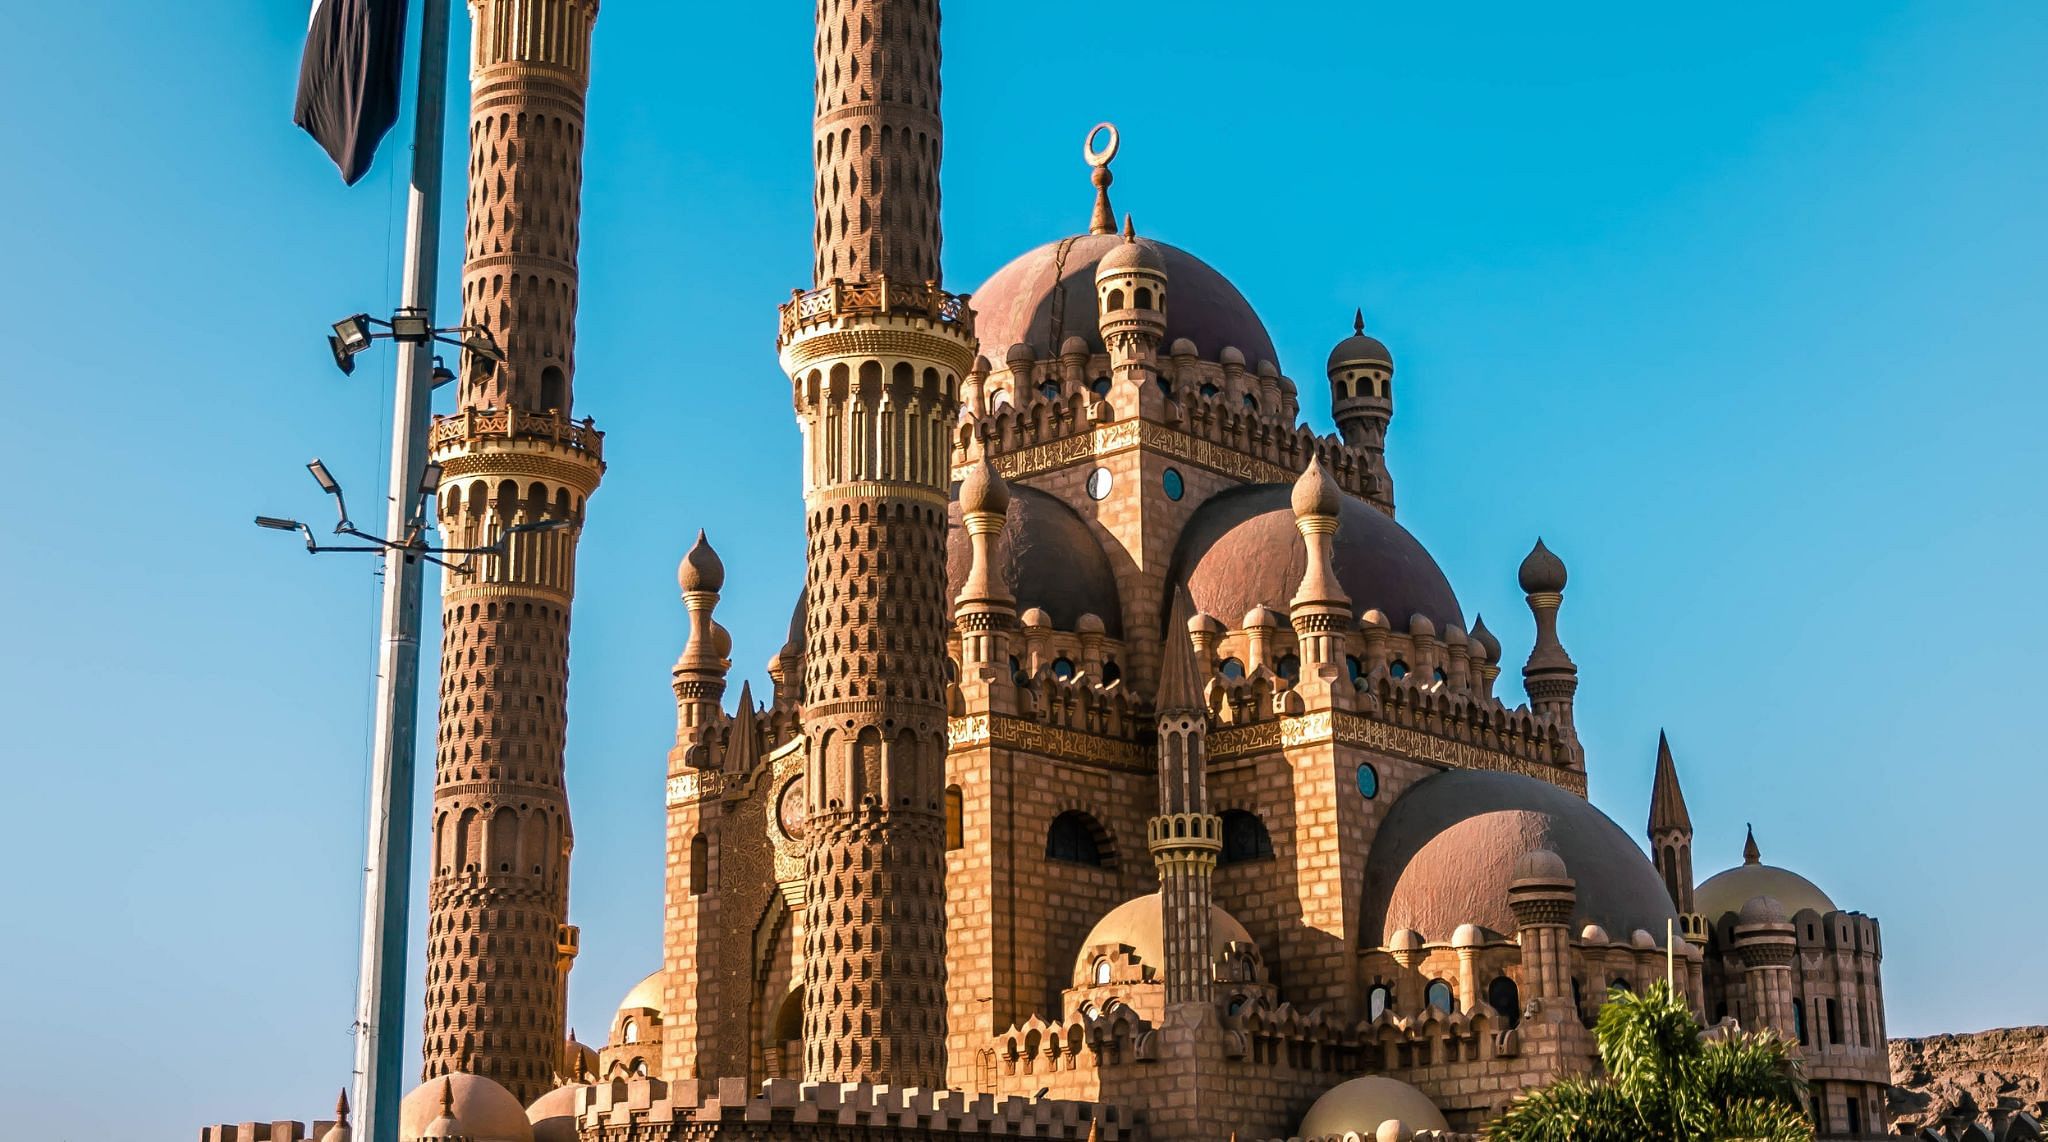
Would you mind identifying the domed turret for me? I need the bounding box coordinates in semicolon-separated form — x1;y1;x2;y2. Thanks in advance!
1328;310;1396;505
1095;215;1168;355
678;529;724;594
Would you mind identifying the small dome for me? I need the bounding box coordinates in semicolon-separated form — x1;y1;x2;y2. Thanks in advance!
1004;342;1036;367
1469;614;1501;661
1298;1076;1448;1139
617;970;665;1016
1170;484;1463;639
1075;612;1107;635
526;1085;585;1142
1097;228;1166;275
1327;311;1394;375
971;353;992;374
1387;928;1424;952
1290;456;1341;518
1072;892;1255;986
924;485;1125;636
1630;929;1659;950
974;232;1275;364
1739;895;1789;926
1188;611;1224;635
1060;334;1092;357
1408;613;1436;639
1241;604;1284;630
678;530;724;593
399;1075;533;1142
1518;538;1567;594
1364;772;1679;946
958;457;1010;515
1219;345;1246;367
1451;923;1488;949
1579;923;1610;945
1696;862;1836;921
1168;337;1198;358
1361;608;1389;629
1020;606;1052;627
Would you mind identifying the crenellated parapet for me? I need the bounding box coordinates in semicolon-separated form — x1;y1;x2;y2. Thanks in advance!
576;1076;1132;1142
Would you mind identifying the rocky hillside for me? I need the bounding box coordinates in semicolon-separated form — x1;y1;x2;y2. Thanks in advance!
1889;1026;2048;1131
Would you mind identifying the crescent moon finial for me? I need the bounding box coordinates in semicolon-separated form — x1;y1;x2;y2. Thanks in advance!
1083;122;1120;168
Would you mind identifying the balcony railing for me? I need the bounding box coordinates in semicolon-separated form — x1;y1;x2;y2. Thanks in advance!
778;276;975;342
430;407;604;462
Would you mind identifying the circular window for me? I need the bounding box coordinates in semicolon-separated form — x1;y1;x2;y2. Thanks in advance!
1086;467;1113;500
1162;467;1185;501
1356;763;1379;800
777;778;808;840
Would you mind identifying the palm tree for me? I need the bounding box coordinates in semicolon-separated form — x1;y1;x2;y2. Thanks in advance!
1486;982;1813;1142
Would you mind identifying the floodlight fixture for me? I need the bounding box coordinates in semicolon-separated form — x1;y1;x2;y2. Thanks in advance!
328;335;358;376
307;459;341;495
332;314;376;355
418;461;444;497
255;516;303;531
390;311;433;342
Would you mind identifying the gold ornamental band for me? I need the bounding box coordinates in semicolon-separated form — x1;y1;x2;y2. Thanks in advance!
949;421;1306;487
779;326;977;377
435;451;605;495
804;481;950;509
946;714;1148;771
1206;710;1586;795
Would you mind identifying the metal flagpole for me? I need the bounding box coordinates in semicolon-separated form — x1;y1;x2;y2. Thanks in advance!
353;1;451;1140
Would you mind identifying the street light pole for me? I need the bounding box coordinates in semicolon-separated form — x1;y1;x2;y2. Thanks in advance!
354;2;449;1140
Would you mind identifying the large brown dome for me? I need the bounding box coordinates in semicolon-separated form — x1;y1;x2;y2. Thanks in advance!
972;232;1278;365
945;484;1123;636
1168;484;1462;636
1361;770;1680;946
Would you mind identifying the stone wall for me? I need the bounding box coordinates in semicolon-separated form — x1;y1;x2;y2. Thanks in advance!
1889;1026;2048;1133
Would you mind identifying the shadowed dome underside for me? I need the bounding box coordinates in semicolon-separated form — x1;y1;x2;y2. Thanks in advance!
944;484;1123;636
1168;483;1462;636
973;232;1278;365
1362;770;1679;946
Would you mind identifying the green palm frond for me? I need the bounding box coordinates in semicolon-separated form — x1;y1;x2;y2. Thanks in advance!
1486;1076;1641;1142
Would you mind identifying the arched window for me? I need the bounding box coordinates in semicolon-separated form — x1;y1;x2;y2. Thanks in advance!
1091;958;1112;986
1107;288;1125;311
1219;809;1273;864
1367;983;1392;1021
1389;659;1410;679
1218;657;1246;680
630;1058;648;1078
1488;975;1521;1029
1134;287;1153;310
944;785;964;851
1046;811;1107;866
1426;980;1456;1014
1039;380;1061;401
689;833;708;895
1101;659;1122;685
1610;977;1633;995
1090;376;1112;396
539;365;565;412
622;1018;639;1044
1199;381;1220;399
1051;656;1076;680
1275;653;1300;683
1346;655;1363;683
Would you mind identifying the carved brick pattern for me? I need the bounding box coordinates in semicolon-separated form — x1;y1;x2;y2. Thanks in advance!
461;0;596;413
811;0;942;286
424;0;598;1101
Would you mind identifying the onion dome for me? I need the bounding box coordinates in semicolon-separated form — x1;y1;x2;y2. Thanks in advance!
1468;614;1501;661
975;231;1273;363
526;1085;585;1142
1364;771;1678;945
399;1075;532;1142
678;530;724;593
1170;484;1462;637
971;353;992;374
1290;455;1342;518
1696;828;1837;920
1326;309;1393;374
958;456;1010;516
1297;1076;1448;1139
1517;538;1567;594
1004;341;1035;369
1071;891;1255;986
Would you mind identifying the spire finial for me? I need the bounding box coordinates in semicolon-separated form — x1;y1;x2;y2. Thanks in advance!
335;1088;351;1121
1743;824;1761;865
440;1078;455;1115
1648;730;1691;835
1122;213;1135;240
1156;585;1206;714
1084;122;1120;235
1352;308;1365;336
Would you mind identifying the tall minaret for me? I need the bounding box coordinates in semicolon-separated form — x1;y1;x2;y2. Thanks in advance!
423;0;603;1103
1149;587;1222;1007
777;0;969;1088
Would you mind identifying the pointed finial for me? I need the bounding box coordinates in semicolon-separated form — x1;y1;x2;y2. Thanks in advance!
1468;613;1501;661
1649;730;1692;834
335;1089;351;1122
440;1078;455;1115
1290;453;1341;519
1156;585;1206;714
1743;824;1761;865
1122;213;1135;240
1086;1118;1100;1142
1352;308;1365;336
726;681;761;771
1085;123;1120;235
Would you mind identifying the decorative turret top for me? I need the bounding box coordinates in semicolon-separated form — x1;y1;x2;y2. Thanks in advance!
1290;453;1343;519
678;529;725;594
1518;538;1568;594
1468;613;1501;661
1744;823;1762;865
1098;215;1164;274
1085;122;1119;235
959;455;1011;516
1327;309;1393;373
1649;730;1692;833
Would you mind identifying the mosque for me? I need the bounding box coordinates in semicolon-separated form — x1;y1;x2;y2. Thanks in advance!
205;0;1902;1139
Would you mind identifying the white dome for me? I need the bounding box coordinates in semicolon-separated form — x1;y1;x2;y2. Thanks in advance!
1072;892;1255;986
1298;1076;1448;1139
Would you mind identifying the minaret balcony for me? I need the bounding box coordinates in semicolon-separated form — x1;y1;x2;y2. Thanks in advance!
778;276;976;348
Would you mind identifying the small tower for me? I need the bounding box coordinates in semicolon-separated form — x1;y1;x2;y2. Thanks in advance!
1518;539;1582;768
1507;848;1577;1010
954;456;1017;707
1288;455;1352;681
1327;310;1395;510
424;0;603;1100
1148;587;1222;1007
1732;894;1800;1040
1096;215;1168;359
671;532;731;770
1647;732;1696;908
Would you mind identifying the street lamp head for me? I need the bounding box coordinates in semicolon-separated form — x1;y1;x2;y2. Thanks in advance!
307;459;342;495
462;328;507;362
255;516;304;532
418;461;444;497
332;314;375;354
430;355;456;388
328;334;358;376
389;312;433;343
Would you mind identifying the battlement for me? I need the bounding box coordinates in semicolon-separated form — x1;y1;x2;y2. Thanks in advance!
430;405;605;464
579;1076;1133;1141
778;277;976;344
198;1119;337;1142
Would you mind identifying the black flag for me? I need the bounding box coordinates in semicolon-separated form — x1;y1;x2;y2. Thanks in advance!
294;0;409;185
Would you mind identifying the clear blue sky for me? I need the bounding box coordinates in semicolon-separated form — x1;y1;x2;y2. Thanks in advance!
1;2;2041;1137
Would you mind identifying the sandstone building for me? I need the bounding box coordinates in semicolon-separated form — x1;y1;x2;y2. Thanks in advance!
206;1;1904;1139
